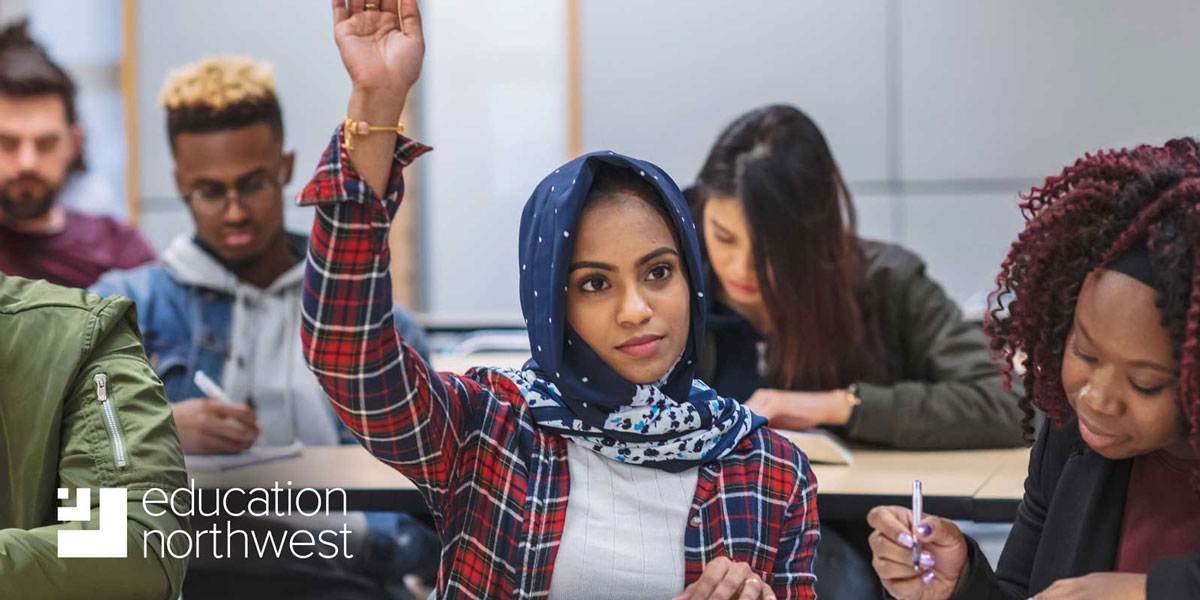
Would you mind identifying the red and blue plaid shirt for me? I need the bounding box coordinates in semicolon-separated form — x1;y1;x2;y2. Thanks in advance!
298;126;820;599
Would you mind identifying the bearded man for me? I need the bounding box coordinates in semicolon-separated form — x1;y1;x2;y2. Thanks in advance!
0;21;153;288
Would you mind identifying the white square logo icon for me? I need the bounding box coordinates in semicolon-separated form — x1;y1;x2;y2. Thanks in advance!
56;487;127;558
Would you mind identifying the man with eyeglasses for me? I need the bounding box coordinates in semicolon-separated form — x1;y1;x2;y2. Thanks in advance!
91;55;436;600
0;21;154;288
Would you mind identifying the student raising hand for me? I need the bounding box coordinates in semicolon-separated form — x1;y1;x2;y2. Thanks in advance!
332;0;424;194
302;2;820;596
332;0;423;96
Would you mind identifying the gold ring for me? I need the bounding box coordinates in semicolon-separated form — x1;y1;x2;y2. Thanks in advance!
364;3;378;9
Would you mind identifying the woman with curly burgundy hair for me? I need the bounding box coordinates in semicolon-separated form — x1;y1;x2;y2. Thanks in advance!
868;138;1200;600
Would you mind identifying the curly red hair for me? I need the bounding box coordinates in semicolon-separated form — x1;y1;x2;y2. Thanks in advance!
986;138;1200;487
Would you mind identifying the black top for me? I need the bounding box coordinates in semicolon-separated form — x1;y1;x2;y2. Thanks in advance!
702;295;768;403
955;418;1200;599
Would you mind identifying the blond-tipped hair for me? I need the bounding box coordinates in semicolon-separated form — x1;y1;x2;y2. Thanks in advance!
160;55;275;110
161;55;283;147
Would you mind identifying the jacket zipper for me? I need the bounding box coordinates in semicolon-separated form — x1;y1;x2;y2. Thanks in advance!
94;374;127;469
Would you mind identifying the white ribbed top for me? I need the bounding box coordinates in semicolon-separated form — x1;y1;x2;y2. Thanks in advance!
546;442;701;599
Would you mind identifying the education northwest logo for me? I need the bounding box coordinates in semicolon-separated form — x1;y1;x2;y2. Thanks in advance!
55;480;357;561
56;487;128;558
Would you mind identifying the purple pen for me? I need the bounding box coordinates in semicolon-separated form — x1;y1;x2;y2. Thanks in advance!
912;480;923;571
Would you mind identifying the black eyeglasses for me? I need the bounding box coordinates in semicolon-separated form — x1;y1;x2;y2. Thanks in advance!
185;166;287;215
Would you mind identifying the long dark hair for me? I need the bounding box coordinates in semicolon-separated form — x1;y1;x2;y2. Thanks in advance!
694;105;871;390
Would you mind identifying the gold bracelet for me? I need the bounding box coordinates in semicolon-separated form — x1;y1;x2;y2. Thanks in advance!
841;383;862;409
342;117;406;151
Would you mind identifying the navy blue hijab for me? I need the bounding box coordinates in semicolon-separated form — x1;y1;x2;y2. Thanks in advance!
501;151;763;472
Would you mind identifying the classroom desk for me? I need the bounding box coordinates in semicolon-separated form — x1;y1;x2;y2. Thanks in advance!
430;352;531;375
809;447;1030;522
970;448;1031;522
187;444;1030;522
187;446;422;514
418;312;526;333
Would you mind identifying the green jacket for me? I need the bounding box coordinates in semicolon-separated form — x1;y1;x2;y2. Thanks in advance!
699;239;1025;449
0;275;190;599
845;240;1024;448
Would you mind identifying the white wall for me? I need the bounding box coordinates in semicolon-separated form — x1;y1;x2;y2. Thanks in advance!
421;0;567;314
0;1;26;23
26;1;1200;317
578;0;1200;311
900;0;1200;181
580;1;890;187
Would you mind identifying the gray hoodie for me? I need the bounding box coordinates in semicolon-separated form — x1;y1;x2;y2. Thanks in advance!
161;233;341;447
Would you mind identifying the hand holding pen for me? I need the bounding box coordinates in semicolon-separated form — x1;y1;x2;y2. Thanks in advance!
169;371;260;455
865;482;971;600
194;370;257;412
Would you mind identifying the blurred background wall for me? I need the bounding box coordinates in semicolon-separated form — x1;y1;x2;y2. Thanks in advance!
578;0;1200;316
7;0;1200;317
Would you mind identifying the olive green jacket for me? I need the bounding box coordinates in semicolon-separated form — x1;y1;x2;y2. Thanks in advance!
0;275;190;599
844;240;1024;448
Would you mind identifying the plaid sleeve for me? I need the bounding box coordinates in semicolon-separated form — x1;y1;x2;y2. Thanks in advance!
772;456;821;599
298;125;489;518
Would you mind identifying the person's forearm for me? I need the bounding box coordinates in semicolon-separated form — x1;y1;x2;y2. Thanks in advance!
300;126;470;501
848;379;1025;449
769;459;820;599
312;0;468;509
302;190;404;402
759;390;851;430
345;86;408;197
0;503;184;600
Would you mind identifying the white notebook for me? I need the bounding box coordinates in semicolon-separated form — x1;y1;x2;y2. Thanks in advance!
184;441;304;472
776;428;855;465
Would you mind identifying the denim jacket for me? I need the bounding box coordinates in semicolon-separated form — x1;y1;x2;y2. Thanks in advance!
91;233;430;445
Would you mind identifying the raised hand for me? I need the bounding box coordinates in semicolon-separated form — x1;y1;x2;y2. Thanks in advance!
332;0;424;97
331;0;424;196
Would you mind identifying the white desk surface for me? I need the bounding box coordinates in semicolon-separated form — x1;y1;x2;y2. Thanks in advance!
429;352;531;374
973;447;1031;500
810;447;1029;499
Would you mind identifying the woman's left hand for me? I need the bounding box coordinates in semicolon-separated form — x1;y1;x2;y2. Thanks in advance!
333;0;424;97
1032;573;1146;600
744;389;853;430
672;556;776;600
